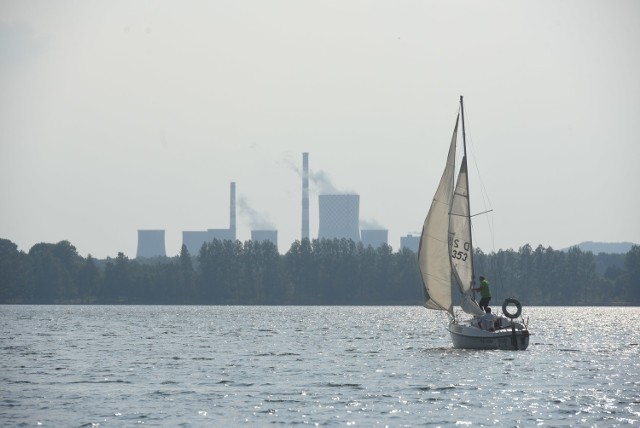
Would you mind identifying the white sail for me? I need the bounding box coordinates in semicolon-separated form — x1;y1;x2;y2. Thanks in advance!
420;96;530;350
449;156;473;293
418;115;459;314
449;157;485;317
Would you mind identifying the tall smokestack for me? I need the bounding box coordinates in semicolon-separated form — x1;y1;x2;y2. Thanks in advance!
302;152;309;240
230;181;236;240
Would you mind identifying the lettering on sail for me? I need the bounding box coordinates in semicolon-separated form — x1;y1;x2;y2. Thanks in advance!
449;237;470;262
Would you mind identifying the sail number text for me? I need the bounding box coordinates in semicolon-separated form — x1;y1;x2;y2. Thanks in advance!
450;239;470;262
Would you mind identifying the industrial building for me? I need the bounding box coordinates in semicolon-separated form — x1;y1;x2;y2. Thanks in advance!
361;229;388;248
182;231;209;255
251;230;278;247
318;194;360;242
182;182;237;255
182;228;236;255
136;230;166;258
136;152;412;256
400;234;420;252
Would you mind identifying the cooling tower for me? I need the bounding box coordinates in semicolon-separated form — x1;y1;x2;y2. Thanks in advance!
318;194;360;242
361;229;388;248
251;230;278;247
302;152;309;240
136;230;166;258
230;182;236;240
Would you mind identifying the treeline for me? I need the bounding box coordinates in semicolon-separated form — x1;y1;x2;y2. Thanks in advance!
1;238;639;305
472;244;639;305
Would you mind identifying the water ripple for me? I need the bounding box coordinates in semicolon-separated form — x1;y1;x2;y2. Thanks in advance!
1;305;639;426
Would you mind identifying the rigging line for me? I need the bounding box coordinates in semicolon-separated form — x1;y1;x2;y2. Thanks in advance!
461;101;497;255
470;209;494;218
462;105;493;211
449;210;492;218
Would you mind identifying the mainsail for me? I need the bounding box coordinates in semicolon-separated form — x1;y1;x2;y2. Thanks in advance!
449;157;485;317
418;115;459;314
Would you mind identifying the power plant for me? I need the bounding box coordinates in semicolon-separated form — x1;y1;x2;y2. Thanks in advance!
251;230;278;247
318;194;360;242
361;229;388;248
136;152;417;256
400;234;420;252
180;182;237;255
136;230;166;258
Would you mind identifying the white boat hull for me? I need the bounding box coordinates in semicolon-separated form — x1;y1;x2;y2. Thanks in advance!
448;321;529;350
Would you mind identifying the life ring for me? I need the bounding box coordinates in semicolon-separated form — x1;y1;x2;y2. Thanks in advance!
502;298;522;319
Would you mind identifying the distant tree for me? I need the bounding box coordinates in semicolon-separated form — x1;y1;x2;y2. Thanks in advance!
197;239;245;303
564;247;597;305
604;265;624;281
389;247;422;305
178;244;196;302
356;244;378;303
77;254;101;303
624;245;640;303
0;239;18;258
284;239;316;304
306;238;359;304
246;240;287;304
151;261;181;304
28;241;81;303
0;239;30;303
1;236;639;305
490;249;520;301
595;252;626;277
102;252;132;303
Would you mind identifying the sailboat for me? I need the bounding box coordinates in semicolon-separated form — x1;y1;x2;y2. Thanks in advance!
418;96;530;350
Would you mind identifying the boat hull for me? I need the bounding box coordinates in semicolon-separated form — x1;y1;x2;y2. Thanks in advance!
448;322;529;350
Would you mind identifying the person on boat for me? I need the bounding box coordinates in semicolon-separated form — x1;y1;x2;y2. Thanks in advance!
473;275;491;312
479;307;498;331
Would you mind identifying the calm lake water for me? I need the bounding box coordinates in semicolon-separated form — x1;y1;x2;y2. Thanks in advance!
1;305;639;426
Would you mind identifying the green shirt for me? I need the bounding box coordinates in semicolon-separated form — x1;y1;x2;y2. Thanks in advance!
479;279;491;298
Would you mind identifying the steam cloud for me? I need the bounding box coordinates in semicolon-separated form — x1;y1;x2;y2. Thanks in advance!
285;154;355;194
237;196;276;230
309;170;341;194
360;218;386;230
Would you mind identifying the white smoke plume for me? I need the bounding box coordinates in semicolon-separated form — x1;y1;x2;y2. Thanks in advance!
360;218;386;230
284;153;354;195
237;196;276;230
309;169;342;194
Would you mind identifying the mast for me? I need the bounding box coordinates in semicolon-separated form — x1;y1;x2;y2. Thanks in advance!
460;96;468;158
459;95;476;288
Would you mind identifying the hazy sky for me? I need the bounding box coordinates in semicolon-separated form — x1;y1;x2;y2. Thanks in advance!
1;0;639;258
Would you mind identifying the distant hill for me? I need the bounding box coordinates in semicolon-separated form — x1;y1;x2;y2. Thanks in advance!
564;241;637;254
